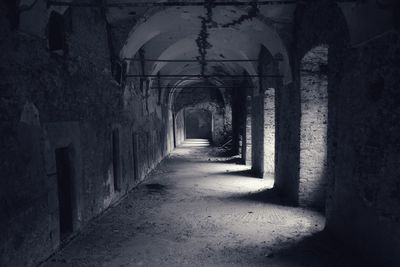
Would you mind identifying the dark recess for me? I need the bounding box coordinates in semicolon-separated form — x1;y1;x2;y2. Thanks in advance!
55;147;74;240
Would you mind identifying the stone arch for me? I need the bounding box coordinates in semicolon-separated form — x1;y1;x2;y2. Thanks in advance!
274;0;350;206
172;86;228;146
295;1;350;209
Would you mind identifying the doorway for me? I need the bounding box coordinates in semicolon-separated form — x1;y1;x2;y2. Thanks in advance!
185;109;212;139
55;147;74;241
299;45;329;210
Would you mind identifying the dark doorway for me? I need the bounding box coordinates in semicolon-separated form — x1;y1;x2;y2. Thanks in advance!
55;147;74;240
185;109;212;139
112;129;121;191
48;11;66;52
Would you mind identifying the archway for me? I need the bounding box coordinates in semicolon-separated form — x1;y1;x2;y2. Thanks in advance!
299;45;329;211
185;108;212;140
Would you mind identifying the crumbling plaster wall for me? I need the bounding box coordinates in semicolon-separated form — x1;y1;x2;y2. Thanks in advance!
0;4;169;267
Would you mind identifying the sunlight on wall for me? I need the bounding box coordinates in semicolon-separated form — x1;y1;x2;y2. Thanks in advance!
264;88;275;176
299;45;329;210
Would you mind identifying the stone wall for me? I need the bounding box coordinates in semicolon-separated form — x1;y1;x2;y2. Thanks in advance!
263;88;275;176
290;0;400;264
299;46;329;210
331;30;400;265
275;80;299;200
245;91;252;165
0;4;170;266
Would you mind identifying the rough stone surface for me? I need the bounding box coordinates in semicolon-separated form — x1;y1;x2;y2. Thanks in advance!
274;0;400;264
264;88;275;176
299;46;329;210
331;30;400;265
0;5;170;266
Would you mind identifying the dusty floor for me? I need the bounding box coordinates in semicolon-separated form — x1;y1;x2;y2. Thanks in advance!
43;140;360;267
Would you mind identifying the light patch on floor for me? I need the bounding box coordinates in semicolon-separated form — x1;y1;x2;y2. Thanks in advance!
43;145;360;267
179;139;211;147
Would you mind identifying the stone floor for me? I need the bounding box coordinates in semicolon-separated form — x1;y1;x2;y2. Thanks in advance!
43;139;360;267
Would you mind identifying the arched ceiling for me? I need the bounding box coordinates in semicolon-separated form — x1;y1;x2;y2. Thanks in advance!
109;0;396;110
168;81;226;111
146;36;255;77
119;5;293;85
172;82;224;108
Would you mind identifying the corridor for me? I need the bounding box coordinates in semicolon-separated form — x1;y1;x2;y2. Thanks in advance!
44;140;354;267
2;1;400;266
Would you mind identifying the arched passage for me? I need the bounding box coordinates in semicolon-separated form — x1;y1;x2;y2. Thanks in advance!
118;4;291;179
185;108;212;139
170;83;229;146
299;45;329;210
6;0;400;265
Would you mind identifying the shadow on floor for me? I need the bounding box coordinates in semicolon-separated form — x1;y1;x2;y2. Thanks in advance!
262;230;368;267
205;157;243;164
145;183;168;193
210;149;237;157
214;169;258;178
225;188;295;206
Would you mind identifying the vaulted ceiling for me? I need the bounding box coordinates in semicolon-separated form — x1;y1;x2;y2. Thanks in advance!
113;2;295;107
